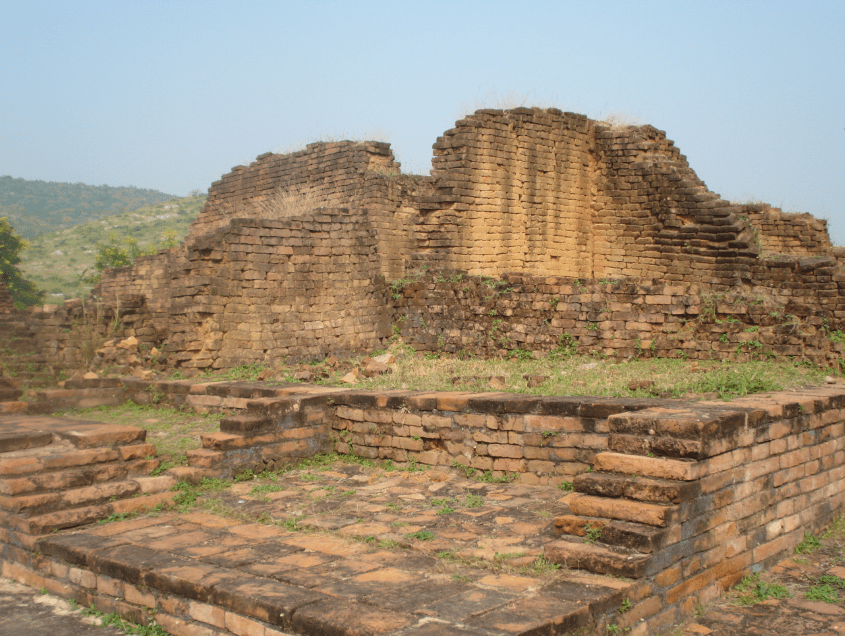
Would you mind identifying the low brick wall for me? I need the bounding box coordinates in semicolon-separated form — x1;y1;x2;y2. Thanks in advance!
329;391;654;483
392;272;845;365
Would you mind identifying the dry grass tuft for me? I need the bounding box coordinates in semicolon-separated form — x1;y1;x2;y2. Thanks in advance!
251;185;361;220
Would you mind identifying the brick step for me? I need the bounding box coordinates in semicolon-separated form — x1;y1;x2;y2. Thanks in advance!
18;491;177;535
593;451;704;481
573;471;699;505
52;424;148;450
63;378;123;390
219;414;272;435
0;463;134;496
609;433;706;460
166;466;225;484
0;445;143;477
0;401;30;415
607;407;746;460
185;448;226;469
132;475;177;494
0;430;52;455
544;538;651;578
0;479;143;516
567;492;679;528
554;515;678;553
200;431;246;451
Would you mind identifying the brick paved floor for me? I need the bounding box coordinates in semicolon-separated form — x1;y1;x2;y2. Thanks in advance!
38;460;650;635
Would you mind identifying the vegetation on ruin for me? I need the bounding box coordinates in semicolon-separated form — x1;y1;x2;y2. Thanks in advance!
204;346;835;402
17;193;205;299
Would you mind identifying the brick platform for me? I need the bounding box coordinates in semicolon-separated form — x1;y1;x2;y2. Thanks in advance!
18;472;647;636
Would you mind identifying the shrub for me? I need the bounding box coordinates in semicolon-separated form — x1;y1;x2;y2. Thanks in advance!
0;217;43;307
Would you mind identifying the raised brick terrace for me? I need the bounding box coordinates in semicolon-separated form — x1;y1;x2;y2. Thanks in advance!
2;378;845;635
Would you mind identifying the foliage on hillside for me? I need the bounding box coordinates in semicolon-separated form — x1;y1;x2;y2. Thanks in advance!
18;194;206;300
0;217;43;308
0;176;177;238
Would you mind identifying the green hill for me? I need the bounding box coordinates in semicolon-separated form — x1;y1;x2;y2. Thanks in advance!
18;194;206;301
0;176;178;238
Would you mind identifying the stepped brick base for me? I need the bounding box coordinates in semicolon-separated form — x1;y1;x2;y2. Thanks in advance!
0;415;172;550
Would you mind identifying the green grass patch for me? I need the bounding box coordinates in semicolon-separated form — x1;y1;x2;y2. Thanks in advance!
328;353;829;401
795;533;823;554
732;573;792;605
806;584;839;603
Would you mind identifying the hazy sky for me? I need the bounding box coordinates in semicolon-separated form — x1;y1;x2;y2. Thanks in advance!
2;1;843;240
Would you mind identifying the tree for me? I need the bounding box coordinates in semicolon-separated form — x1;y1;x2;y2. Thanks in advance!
0;217;43;308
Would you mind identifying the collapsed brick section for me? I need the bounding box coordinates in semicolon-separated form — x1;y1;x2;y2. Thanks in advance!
187;140;434;280
743;203;834;257
91;211;392;369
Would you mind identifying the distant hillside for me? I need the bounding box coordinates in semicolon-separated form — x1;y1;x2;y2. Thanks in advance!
0;176;177;238
18;194;206;300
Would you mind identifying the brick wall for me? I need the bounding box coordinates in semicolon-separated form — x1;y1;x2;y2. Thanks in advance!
416;108;824;286
392;270;845;365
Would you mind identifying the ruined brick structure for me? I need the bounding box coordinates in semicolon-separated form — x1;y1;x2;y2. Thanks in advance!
4;108;845;636
11;108;844;371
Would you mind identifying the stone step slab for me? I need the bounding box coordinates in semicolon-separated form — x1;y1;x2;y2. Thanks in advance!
544;539;651;578
574;471;699;504
593;451;704;481
567;492;678;527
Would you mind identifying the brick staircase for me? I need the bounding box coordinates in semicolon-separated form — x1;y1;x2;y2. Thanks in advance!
0;415;176;551
545;405;719;579
185;389;335;479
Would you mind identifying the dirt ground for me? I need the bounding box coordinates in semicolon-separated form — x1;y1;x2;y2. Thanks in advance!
0;577;128;636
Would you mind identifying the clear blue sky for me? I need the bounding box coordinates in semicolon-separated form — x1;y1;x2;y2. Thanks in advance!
2;1;843;240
